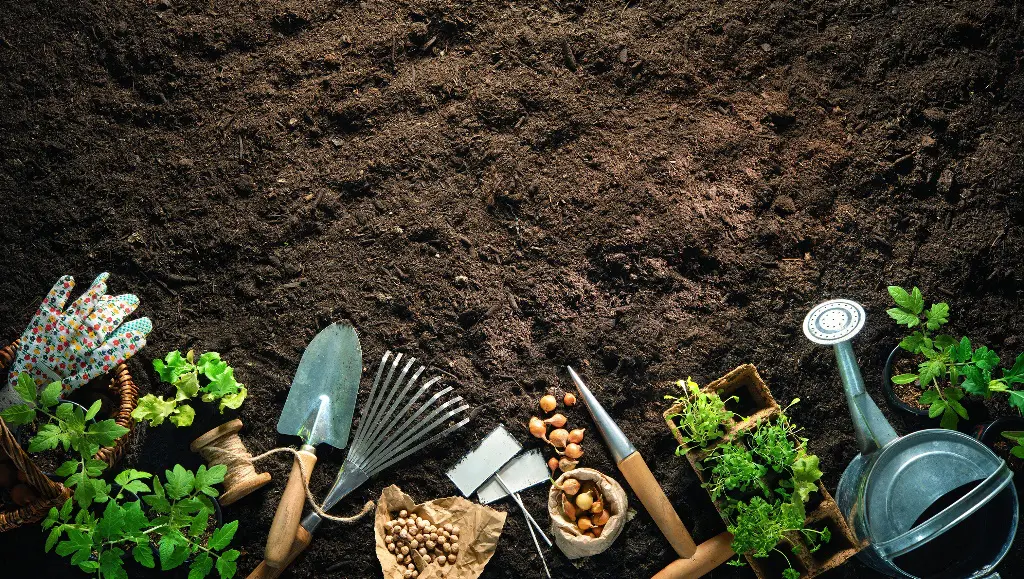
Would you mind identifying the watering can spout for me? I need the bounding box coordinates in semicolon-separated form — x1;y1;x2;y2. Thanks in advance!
834;341;899;453
803;299;898;454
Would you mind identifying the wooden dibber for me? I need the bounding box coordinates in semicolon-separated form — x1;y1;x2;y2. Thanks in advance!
653;532;736;579
190;420;272;507
265;446;317;567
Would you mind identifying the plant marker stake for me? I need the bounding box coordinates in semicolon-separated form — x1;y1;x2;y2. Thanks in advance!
567;366;697;558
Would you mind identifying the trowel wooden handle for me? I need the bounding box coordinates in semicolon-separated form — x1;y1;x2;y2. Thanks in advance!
652;532;735;579
248;526;313;579
618;451;697;558
265;449;317;567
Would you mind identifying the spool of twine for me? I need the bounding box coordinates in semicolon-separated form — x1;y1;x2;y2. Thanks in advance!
191;419;273;507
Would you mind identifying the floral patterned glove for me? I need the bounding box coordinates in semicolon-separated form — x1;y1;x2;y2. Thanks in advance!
0;273;152;410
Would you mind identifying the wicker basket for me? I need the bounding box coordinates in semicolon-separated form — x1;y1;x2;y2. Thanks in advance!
0;340;139;531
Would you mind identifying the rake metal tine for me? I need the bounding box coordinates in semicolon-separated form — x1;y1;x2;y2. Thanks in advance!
367;413;471;475
360;357;420;454
363;396;466;473
360;380;446;460
353;352;406;457
350;350;396;454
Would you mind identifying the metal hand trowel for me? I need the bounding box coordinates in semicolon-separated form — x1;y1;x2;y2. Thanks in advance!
265;322;363;568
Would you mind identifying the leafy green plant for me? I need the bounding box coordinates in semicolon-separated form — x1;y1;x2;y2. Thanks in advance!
702;443;768;501
132;350;247;428
749;402;803;474
42;464;240;579
727;495;831;579
0;374;129;507
665;377;737;454
887;285;1024;429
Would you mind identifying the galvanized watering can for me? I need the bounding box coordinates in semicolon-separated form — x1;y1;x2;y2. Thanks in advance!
803;299;1018;579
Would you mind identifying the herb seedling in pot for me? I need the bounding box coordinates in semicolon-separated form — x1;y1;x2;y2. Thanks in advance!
886;286;1024;429
0;374;129;508
664;377;736;455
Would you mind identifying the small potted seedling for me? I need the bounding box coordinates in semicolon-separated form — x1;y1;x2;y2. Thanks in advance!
972;417;1024;474
883;286;1024;429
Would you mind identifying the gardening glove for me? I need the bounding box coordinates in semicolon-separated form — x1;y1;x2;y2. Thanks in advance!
0;273;152;410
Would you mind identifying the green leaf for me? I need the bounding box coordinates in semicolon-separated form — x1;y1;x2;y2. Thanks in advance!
197;352;228;381
208;520;238;551
174;371;201;401
1003;353;1024;385
195;464;227;496
940;406;960;429
891;373;919;385
962;365;992;396
40;381;62;409
216;551;239;579
122;480;151;494
928;400;946;419
159;535;189;571
84;399;103;421
29;423;62;452
96;501;125;540
949;399;969;419
14;372;38;404
86;419;130;448
169;404;196;427
1007;390;1024;414
85;458;108;477
1002;431;1024;443
143;494;172;514
218;387;247;413
190;507;212;538
1;404;36;426
45;527;61;552
55;460;79;477
122;500;149;534
189;552;214;579
899;332;927;353
950;337;973;363
165;465;195;500
133;544;156;569
202;368;241;400
918;359;946;388
132;394;178;427
888;286;923;313
934;334;957;351
60;497;74;519
115;469;152;486
925;302;949;330
155;350;192;384
1012;446;1024;459
887;307;920;328
973;346;1000;372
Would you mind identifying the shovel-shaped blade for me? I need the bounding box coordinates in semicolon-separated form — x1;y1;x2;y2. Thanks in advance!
277;322;362;449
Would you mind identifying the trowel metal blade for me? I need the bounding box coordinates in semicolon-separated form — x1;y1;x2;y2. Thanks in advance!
276;322;363;449
476;449;550;504
447;425;522;497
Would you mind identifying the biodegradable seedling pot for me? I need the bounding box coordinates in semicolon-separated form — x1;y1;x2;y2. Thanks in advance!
663;364;862;579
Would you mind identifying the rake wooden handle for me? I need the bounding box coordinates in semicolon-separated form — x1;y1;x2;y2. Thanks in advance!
265;448;317;567
618;451;697;558
652;532;735;579
248;526;313;579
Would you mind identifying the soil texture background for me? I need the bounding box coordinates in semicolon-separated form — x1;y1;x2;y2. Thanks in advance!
1;0;1023;577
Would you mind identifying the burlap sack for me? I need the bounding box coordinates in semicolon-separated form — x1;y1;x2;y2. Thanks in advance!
547;468;628;559
374;485;506;579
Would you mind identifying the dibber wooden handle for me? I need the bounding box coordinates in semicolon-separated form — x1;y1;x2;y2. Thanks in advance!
652;532;735;579
265;449;317;568
618;451;697;558
248;526;313;579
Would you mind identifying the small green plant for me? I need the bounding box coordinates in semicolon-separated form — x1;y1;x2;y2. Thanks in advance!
42;464;240;579
0;374;129;507
887;286;1024;429
132;350;247;428
727;495;831;579
749;401;803;474
703;443;768;501
665;377;736;454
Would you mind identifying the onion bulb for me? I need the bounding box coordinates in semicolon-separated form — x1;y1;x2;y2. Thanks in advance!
594;509;610;526
529;416;546;439
544;413;567;428
562;494;577;520
591;500;603;514
575;491;594;511
592;525;604;538
578;516;593;531
561;478;581;496
558;458;578;472
568;428;585;444
539;395;558;413
564;442;584;459
548;457;559;472
549;428;569;448
564;392;577;406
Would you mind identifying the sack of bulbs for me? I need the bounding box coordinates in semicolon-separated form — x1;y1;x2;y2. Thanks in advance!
375;485;506;579
548;468;628;559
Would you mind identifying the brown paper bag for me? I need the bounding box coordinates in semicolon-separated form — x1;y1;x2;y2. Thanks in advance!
374;485;507;579
547;468;628;559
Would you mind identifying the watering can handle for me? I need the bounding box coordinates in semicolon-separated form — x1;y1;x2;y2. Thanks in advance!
834;341;899;454
874;461;1013;559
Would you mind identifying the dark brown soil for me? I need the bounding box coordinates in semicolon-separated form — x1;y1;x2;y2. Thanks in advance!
891;355;930;412
2;0;1023;578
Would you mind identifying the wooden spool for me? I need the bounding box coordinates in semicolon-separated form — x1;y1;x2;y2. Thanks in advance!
191;419;272;507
